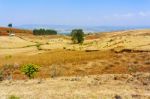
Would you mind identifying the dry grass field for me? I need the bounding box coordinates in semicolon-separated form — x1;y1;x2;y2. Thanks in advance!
0;73;150;99
0;28;150;99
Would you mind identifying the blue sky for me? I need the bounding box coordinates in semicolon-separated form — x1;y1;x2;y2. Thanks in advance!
0;0;150;26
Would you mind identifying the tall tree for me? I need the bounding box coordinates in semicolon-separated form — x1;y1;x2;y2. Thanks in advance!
71;29;84;44
8;23;13;35
8;23;12;28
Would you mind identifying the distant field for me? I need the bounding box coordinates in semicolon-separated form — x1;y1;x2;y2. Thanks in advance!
0;28;150;98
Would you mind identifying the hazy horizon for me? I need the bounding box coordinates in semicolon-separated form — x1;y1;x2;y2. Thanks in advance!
1;0;150;26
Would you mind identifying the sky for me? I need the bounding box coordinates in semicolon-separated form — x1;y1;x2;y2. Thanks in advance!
0;0;150;26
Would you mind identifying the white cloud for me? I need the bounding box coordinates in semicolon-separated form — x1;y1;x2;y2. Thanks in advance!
138;11;150;17
112;11;150;19
113;13;135;18
123;13;135;17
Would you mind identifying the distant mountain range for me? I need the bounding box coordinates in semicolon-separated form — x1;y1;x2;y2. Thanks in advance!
16;24;150;34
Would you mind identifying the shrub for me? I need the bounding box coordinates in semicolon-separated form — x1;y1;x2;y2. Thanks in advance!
21;64;39;79
71;29;84;44
2;64;14;80
9;95;20;99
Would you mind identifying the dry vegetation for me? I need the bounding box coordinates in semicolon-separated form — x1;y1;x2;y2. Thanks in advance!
1;50;150;80
0;28;150;98
0;73;150;99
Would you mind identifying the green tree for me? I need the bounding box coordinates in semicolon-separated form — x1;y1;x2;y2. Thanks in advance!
8;23;12;28
21;64;39;79
33;28;57;35
8;23;13;35
71;29;84;44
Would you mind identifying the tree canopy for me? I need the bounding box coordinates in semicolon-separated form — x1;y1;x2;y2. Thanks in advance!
33;29;57;35
8;23;12;28
71;29;84;44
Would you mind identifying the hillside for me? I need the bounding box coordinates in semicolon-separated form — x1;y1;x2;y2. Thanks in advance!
0;29;150;75
0;29;150;54
0;29;150;99
0;27;32;36
85;29;150;52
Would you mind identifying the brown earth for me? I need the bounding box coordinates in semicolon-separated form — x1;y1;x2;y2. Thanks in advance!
0;27;32;36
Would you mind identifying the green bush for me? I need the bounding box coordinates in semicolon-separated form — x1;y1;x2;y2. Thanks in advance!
21;64;39;79
71;29;84;44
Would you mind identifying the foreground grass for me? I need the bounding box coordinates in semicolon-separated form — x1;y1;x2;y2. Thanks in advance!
0;73;150;99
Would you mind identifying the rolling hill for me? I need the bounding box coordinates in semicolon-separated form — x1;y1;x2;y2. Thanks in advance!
0;27;32;36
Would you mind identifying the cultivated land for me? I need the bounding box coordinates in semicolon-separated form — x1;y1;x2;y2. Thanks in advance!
0;28;150;99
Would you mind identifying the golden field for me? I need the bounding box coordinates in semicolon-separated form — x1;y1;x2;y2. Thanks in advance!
0;28;150;99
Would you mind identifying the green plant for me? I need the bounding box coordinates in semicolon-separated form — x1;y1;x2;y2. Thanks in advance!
9;95;20;99
71;29;84;44
21;64;39;79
